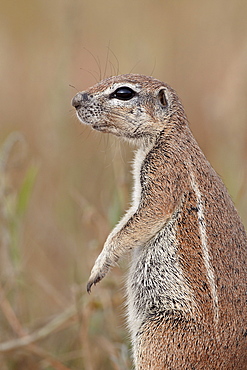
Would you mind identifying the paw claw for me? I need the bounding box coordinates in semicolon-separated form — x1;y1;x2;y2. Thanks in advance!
86;281;93;294
86;272;104;294
86;253;112;293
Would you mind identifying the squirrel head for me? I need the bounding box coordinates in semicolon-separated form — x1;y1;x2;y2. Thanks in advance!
72;74;187;146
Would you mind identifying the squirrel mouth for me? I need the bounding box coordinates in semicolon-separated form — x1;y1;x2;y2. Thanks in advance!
92;124;109;132
92;124;120;136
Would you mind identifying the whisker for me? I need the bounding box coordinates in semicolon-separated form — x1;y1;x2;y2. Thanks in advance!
80;68;99;83
129;60;141;74
150;58;157;76
83;47;102;81
108;47;120;76
109;61;115;77
103;41;111;79
69;84;77;91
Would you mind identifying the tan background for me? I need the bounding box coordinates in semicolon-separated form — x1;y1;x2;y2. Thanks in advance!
1;1;247;369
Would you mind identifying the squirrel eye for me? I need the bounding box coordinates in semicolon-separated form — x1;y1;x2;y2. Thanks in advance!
110;87;136;101
158;89;168;107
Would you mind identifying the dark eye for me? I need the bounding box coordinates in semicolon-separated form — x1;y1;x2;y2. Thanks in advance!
110;87;136;101
158;89;168;107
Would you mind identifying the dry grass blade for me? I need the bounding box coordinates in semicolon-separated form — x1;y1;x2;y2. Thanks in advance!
0;300;81;353
0;284;79;369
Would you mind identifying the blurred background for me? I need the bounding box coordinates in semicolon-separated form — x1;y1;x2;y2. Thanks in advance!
0;1;247;369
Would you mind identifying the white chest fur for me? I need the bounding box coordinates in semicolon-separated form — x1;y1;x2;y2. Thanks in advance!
126;145;196;353
131;145;152;210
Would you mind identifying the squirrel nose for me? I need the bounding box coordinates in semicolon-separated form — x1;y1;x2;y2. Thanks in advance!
71;92;89;108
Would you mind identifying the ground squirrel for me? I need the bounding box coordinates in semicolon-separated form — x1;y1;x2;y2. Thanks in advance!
71;74;247;369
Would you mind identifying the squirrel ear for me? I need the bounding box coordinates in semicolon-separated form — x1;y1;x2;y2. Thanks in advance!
158;89;168;107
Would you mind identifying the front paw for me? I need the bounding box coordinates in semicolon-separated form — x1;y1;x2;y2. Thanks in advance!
86;253;112;293
87;271;105;293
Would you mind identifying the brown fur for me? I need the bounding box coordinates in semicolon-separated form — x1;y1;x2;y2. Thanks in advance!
72;74;247;369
